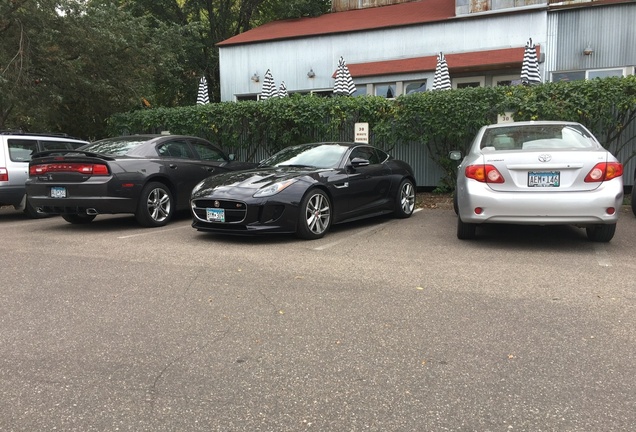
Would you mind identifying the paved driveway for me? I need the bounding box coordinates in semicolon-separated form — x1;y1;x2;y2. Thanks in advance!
1;207;635;431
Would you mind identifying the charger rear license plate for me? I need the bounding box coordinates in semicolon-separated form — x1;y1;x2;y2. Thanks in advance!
50;186;67;198
528;171;560;187
206;208;225;222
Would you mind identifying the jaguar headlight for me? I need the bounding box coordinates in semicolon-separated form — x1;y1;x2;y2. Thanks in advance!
191;181;205;196
253;179;297;198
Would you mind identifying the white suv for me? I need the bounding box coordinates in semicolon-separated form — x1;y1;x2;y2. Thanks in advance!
0;131;88;217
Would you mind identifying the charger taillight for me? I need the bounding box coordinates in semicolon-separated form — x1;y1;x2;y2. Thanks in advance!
29;163;109;176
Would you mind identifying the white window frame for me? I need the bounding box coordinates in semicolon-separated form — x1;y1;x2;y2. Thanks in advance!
374;82;398;99
552;67;634;82
452;76;485;89
403;80;428;95
493;74;521;87
586;67;631;79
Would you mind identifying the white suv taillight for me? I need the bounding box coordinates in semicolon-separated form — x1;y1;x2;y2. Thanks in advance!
0;168;8;182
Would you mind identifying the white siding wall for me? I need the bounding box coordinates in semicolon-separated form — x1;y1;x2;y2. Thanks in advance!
219;11;547;100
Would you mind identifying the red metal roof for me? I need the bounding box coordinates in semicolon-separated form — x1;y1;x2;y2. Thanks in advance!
218;0;456;46
343;46;540;77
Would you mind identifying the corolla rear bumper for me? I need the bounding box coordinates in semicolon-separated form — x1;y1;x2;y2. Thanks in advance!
457;180;624;225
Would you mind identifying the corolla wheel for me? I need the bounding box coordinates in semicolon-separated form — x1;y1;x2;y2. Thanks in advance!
395;179;415;218
586;223;616;243
631;185;636;217
136;182;173;227
453;192;459;215
297;189;331;240
457;216;476;240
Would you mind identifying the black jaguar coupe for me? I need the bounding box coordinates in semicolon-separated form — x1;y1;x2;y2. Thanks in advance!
190;142;416;239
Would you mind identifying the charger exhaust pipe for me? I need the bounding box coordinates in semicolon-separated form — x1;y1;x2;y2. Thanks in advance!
86;208;98;215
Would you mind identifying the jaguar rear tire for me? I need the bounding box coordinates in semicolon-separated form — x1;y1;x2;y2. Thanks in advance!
395;179;415;218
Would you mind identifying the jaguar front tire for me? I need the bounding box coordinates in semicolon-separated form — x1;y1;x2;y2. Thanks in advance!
296;189;331;240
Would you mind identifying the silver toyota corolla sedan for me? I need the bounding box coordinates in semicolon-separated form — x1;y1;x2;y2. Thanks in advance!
451;121;624;242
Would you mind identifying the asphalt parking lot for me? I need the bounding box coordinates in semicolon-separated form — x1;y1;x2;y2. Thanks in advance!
1;206;635;431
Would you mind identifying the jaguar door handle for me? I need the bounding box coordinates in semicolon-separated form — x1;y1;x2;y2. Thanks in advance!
334;182;349;189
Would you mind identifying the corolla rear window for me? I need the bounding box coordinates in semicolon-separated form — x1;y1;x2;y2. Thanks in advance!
481;125;597;151
259;144;348;169
80;138;149;155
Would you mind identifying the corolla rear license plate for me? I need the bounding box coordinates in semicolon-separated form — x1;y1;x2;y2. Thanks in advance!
50;186;67;198
206;208;225;222
528;171;560;187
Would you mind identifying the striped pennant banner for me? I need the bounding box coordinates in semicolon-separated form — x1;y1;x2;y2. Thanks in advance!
278;81;288;98
333;56;356;96
197;76;209;104
260;69;277;100
432;52;451;90
521;38;541;85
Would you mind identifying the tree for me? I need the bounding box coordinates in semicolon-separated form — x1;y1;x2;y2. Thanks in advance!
0;0;331;138
121;0;331;105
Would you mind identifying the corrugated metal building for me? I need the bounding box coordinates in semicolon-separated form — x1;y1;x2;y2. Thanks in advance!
218;0;636;186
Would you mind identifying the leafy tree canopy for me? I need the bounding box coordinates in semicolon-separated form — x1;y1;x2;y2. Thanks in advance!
0;0;331;138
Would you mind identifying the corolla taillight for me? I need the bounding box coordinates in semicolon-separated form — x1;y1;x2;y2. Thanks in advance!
584;162;623;182
29;163;109;176
465;164;504;183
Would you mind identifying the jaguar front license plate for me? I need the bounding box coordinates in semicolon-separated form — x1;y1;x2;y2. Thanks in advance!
50;186;67;198
528;171;560;187
206;208;225;222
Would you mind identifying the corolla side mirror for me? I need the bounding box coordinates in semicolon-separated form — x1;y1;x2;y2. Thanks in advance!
350;157;370;168
449;151;462;161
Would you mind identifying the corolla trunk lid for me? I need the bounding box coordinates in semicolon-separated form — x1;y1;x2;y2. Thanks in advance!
481;148;609;192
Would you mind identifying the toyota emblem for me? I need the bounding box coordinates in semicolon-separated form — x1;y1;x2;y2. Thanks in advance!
538;154;552;162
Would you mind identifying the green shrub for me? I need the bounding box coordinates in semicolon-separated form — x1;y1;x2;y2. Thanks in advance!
108;76;636;188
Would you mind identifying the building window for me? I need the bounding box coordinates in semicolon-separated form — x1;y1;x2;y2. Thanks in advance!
588;69;626;79
493;75;521;87
552;68;631;82
375;83;396;98
353;86;367;96
404;80;427;94
452;76;485;89
236;94;258;101
310;89;335;97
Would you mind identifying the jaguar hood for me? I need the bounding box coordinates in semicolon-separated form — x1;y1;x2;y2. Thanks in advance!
191;167;313;198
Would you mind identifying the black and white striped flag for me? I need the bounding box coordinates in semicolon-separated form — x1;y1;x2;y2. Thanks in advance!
521;38;541;85
260;69;277;100
197;76;209;104
432;52;451;91
333;56;356;96
278;81;288;98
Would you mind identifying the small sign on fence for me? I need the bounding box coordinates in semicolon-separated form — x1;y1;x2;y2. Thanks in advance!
497;112;515;124
355;122;369;143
